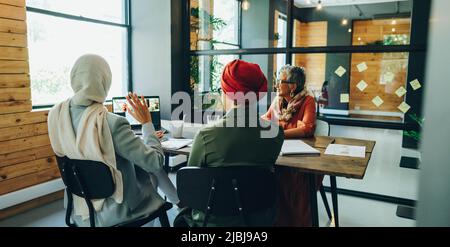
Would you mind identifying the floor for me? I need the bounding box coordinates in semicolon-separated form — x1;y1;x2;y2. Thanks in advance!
0;173;415;227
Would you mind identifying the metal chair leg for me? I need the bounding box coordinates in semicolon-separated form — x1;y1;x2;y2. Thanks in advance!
159;212;170;227
330;175;339;227
319;183;332;220
308;174;319;227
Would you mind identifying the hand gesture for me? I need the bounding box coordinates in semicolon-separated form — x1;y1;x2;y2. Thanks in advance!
124;92;151;125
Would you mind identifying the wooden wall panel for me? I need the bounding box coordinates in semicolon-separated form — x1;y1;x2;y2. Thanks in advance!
0;0;25;7
293;20;327;90
0;145;54;168
0;32;27;47
0;0;60;214
0;74;29;87
0;110;48;128
0;87;30;102
0;3;26;21
0;46;28;60
0;100;31;114
0;156;56;182
0;134;50;155
0;122;47;141
0;166;60;195
0;18;27;34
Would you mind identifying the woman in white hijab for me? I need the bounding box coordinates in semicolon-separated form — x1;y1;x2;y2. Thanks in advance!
48;54;179;227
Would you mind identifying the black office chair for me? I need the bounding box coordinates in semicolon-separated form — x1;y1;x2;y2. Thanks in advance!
56;156;172;227
176;166;276;227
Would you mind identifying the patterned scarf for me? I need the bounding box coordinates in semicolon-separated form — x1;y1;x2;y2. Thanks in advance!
275;89;308;122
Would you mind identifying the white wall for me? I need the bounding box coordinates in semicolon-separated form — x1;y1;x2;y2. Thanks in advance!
131;0;172;119
416;0;450;226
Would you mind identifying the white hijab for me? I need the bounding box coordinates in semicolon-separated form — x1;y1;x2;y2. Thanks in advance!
48;54;123;220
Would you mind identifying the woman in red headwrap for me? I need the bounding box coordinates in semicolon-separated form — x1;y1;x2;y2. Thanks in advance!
174;59;284;227
262;65;321;227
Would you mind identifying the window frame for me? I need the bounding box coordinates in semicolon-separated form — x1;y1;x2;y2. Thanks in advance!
28;0;132;109
182;0;428;131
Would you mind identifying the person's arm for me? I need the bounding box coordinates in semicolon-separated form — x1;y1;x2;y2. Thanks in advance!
111;117;164;173
284;97;316;139
187;131;206;167
111;92;164;172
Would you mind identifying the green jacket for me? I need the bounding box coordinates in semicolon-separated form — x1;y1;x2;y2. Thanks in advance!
183;105;284;227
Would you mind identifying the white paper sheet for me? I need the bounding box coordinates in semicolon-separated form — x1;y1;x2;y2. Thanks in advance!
324;144;366;158
161;138;193;150
280;140;320;156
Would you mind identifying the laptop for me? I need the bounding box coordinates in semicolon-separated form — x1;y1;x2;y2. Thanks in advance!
112;96;162;133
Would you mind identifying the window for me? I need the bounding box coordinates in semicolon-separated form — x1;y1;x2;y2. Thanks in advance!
185;0;425;124
27;0;130;106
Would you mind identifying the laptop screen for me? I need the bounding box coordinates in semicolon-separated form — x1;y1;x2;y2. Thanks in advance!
112;96;161;130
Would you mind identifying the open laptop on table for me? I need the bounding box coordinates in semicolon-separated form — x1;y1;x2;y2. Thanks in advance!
112;96;164;135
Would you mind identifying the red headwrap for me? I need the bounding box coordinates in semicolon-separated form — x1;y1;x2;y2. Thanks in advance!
221;59;268;101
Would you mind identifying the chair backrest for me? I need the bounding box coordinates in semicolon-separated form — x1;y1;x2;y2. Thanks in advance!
56;156;115;200
315;119;330;136
176;166;276;225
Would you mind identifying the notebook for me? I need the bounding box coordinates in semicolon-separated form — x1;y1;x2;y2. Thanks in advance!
161;138;193;150
280;140;321;156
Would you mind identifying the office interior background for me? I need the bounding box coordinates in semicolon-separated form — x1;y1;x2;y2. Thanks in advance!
0;0;449;227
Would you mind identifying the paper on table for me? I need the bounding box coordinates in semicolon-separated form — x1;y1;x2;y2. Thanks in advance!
410;79;422;90
372;96;384;107
280;140;320;156
334;66;346;77
395;86;407;97
357;62;368;72
398;102;411;113
356;80;368;91
161;138;193;150
340;93;349;103
324;144;366;158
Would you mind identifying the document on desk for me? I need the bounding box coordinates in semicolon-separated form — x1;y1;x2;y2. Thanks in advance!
324;144;366;158
161;138;193;150
280;140;320;156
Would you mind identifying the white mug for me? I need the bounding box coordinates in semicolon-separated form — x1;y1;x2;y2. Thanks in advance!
169;120;184;138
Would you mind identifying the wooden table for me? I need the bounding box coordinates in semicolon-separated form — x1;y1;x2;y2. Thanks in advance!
162;136;375;227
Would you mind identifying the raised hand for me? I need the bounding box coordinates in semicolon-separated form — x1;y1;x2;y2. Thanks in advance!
125;92;151;125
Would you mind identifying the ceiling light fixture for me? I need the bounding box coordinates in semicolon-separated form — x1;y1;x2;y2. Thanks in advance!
391;19;397;25
242;0;250;11
392;27;396;32
316;0;323;10
348;28;352;33
342;18;348;25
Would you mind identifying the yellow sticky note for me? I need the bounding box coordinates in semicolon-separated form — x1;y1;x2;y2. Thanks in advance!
372;96;384;107
410;79;422;90
398;102;411;113
357;62;368;72
340;93;349;103
356;80;368;91
335;66;346;77
395;86;407;97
